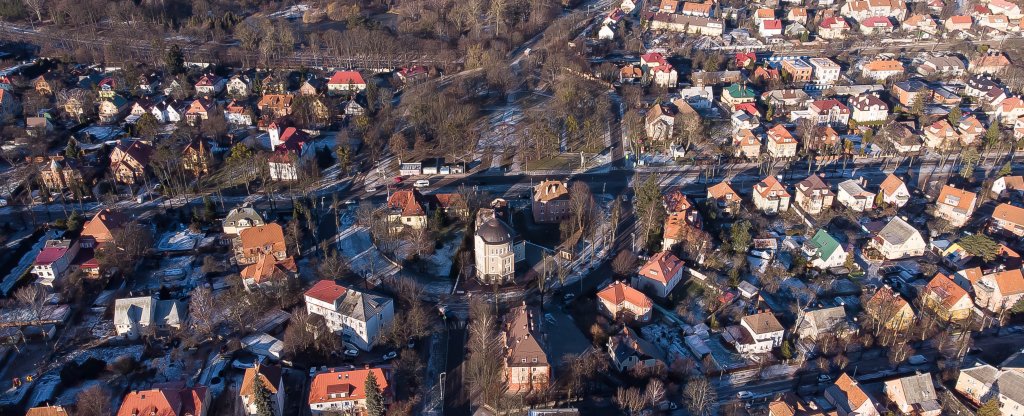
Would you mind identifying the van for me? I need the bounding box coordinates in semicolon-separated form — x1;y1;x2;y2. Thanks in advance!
414;180;430;188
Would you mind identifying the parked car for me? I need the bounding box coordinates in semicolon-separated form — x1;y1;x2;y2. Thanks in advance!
382;351;398;361
343;349;358;357
817;374;832;384
393;176;404;183
414;179;430;188
737;391;753;399
365;185;378;193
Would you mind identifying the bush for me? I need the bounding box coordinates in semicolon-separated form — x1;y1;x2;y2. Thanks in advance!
59;357;107;386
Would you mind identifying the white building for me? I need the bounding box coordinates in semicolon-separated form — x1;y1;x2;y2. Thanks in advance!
474;207;525;285
809;57;842;86
31;239;79;286
728;312;784;355
837;179;875;212
223;207;266;236
113;296;186;339
304;280;395;351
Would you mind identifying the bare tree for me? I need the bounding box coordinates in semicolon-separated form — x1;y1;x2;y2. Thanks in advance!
465;297;505;406
188;286;216;341
684;376;717;416
76;385;113;416
645;378;666;407
616;386;646;415
611;249;638;278
14;285;47;320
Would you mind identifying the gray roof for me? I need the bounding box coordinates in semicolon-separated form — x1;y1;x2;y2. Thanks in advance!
999;370;1024;405
154;299;185;327
800;306;848;334
336;288;392;321
838;179;870;197
961;363;1000;385
476;209;516;244
877;217;921;245
114;296;154;327
225;207;264;225
887;373;937;407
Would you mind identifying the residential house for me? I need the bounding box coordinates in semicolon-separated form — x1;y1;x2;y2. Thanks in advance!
880;121;922;153
597;281;653;322
344;99;366;117
226;75;250;97
31;239;79;286
304;280;395;351
182;137;211;176
298;79;323;96
194;74;225;95
223;207;265;236
870;217;926;259
707;181;740;215
225;100;253;126
241;253;296;291
795;174;834;215
113;295;186;338
955;363;1000;404
97;95;129;123
109;140;153;185
997;370;1024;415
658;0;678;12
997;97;1024;125
884;373;940;416
903;14;938;37
734;129;762;159
978;14;1010;32
502;305;551;391
152;100;182;124
32;74;57;95
803;229;847;269
607;327;665;372
26;406;69;416
184;97;213;125
934;185;977;227
965;74;1002;99
650;64;679;87
787;7;808;24
923;119;959;148
974;268;1024;313
791;99;850;127
308;367;389;415
387;189;429;229
474;207;525;285
762;89;811;112
532;180;571;223
267;126;314;181
234;223;288;266
879;174;910;207
37;156;88;193
992;203;1024;237
732;107;761;132
809;57;842;85
751;66;782;85
633;251;685;298
620;65;643;84
240;363;285;416
917;55;966;77
893;79;930;107
819;16;851;39
645;12;726;35
851;93;889;124
862;60;905;81
727;312;784;355
681;0;713;16
837;179;875;211
258;94;294;118
796;306;850;340
81;209;129;246
645;102;675;141
759;19;783;37
859;16;895;34
921;272;974;322
992;176;1024;199
865;285;916;331
781;59;813;83
722;83;757;108
970;53;1012;75
957;115;986;145
990;0;1023;18
841;0;907;20
766;124;798;158
395;66;431;84
752;176;791;213
117;384;209;416
327;71;367;93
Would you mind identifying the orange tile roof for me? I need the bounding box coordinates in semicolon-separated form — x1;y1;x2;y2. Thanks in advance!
597;281;653;309
663;189;694;213
994;203;1024;226
734;129;760;147
937;185;977;213
241;363;282;400
328;70;366;86
925;273;970;309
117;386;207;416
82;209;129;243
959;267;984;285
309;367;387;405
305;279;348;304
26;406;69;416
767;124;796;144
241;254;296;284
993;269;1024;295
534;180;570;202
388;190;426;216
238;223;286;255
832;374;870;409
864;60;904;72
708;181;737;199
879;174;906;197
638;251;684;285
755;176;790;199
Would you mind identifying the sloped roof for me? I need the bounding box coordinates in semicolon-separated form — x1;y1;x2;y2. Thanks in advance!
994;203;1024;226
880;174;906;197
388;190;426;216
240;363;282;399
796;174;831;197
504;305;549;367
937;185;977;213
238;223;286;255
925;273;970;309
708;181;737;199
808;229;842;261
828;373;871;413
327;70;366;86
876;217;922;246
885;373;937;407
308;367;387;404
26;406;69;416
597;281;653;310
534;180;570;202
742;312;783;334
754;176;789;199
638;251;684;285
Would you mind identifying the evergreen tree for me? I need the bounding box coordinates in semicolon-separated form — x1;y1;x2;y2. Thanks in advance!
165;44;186;75
730;220;752;255
999;162;1013;177
64;138;82;160
251;373;275;416
364;370;385;416
947;106;962;126
780;340;793;360
978;398;1001;416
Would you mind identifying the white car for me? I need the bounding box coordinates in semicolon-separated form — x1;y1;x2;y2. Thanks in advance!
382;351;398;360
414;179;430;188
737;391;753;400
343;349;358;357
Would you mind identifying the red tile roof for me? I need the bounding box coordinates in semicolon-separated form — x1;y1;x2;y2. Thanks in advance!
308;367;388;405
638;251;684;285
328;71;366;86
597;281;653;309
305;279;348;304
